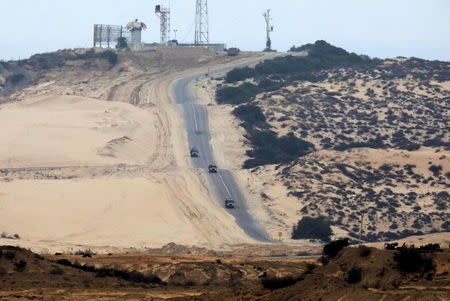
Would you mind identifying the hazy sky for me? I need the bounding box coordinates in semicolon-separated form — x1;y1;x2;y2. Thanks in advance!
1;0;449;61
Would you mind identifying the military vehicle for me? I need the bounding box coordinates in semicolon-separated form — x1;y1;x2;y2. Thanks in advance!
227;47;240;56
225;198;235;209
190;147;199;157
208;164;218;173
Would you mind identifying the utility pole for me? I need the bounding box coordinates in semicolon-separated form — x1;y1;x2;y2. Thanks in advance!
195;0;209;44
263;9;274;51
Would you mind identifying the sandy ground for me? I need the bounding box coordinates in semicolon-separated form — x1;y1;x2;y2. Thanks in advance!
0;173;250;250
0;49;276;253
0;95;159;167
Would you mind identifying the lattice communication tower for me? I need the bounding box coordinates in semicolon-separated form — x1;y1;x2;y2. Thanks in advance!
155;4;171;44
195;0;209;44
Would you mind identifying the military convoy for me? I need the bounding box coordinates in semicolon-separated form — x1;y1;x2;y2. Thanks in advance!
190;148;235;209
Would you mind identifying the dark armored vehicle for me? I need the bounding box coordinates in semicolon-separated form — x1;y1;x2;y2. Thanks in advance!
225;198;235;209
190;148;199;157
227;47;240;56
208;164;218;173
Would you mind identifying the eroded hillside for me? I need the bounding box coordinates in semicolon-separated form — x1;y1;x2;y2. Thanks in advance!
2;245;448;300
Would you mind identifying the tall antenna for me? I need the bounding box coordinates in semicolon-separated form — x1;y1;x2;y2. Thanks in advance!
155;4;171;44
263;9;274;51
195;0;209;44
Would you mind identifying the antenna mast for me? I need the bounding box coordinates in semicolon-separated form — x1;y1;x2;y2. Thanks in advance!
155;4;171;44
263;9;274;51
195;0;209;44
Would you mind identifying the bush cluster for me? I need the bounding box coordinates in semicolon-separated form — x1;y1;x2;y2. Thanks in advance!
56;258;162;284
24;49;119;70
225;66;256;83
347;266;362;284
14;260;27;272
323;239;349;258
243;130;314;168
394;248;435;273
217;40;378;108
6;74;25;85
216;82;261;105
291;216;333;242
225;40;378;84
261;275;301;290
232;104;266;127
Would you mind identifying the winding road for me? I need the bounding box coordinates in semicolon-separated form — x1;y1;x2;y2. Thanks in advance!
171;57;279;242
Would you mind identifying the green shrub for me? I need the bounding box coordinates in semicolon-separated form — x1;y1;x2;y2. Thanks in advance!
292;216;333;242
394;248;435;273
216;82;261;105
232;104;266;127
243;130;314;168
225;66;256;83
14;260;27;272
323;239;349;258
56;259;72;266
257;78;283;91
347;266;362;284
99;50;118;65
429;165;442;177
261;276;300;290
6;73;25;85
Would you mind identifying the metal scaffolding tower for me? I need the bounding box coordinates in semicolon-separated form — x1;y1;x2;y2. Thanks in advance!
195;0;209;44
263;9;274;51
155;4;171;44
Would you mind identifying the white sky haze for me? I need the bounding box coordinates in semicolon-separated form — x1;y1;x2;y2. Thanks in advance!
1;0;449;60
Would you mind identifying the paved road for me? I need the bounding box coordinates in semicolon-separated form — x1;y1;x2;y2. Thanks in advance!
171;57;281;242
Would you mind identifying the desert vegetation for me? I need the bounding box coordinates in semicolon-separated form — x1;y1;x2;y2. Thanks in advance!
212;40;449;242
291;216;332;241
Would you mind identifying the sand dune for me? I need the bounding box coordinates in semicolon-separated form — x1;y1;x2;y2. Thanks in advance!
0;49;269;252
0;95;159;168
0;171;251;250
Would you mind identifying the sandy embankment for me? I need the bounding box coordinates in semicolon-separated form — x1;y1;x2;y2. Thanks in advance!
0;80;252;253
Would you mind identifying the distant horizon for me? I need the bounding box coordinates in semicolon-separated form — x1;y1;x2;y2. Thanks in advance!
1;0;449;61
2;41;449;63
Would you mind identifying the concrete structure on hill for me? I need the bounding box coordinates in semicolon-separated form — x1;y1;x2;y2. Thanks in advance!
126;19;147;46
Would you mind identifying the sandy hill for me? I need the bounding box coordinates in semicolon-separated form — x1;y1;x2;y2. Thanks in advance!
0;47;269;253
193;40;449;243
